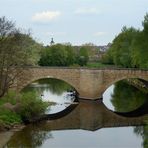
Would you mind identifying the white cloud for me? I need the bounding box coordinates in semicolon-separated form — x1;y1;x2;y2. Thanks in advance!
74;8;100;14
94;32;107;36
32;11;61;23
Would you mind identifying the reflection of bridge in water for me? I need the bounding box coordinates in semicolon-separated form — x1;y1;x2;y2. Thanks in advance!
15;67;148;100
36;100;148;131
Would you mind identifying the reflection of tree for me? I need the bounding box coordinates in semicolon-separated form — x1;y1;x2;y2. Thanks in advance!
23;78;74;95
111;80;148;112
6;124;52;147
134;121;148;148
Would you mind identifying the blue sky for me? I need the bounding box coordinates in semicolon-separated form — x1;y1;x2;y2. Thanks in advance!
0;0;148;45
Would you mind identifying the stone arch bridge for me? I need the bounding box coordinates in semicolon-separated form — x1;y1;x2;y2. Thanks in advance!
15;67;148;100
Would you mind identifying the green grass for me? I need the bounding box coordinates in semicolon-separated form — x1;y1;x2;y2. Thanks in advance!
0;108;21;125
0;90;18;105
86;62;115;68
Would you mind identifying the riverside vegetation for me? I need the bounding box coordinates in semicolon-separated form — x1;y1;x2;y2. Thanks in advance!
0;91;48;131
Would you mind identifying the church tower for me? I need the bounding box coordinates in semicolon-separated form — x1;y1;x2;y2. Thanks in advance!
50;38;54;45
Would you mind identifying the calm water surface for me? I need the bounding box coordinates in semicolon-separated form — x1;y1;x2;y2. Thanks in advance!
5;78;148;148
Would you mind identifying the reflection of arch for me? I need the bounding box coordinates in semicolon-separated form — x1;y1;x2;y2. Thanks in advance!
28;100;148;131
114;100;148;117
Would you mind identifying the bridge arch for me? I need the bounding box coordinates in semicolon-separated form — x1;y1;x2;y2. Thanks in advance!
101;75;148;96
102;76;148;93
19;75;79;94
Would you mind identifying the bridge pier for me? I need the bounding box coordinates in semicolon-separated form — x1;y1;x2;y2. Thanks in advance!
78;69;105;100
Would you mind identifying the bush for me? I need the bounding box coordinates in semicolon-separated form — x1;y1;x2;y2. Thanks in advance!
0;91;48;125
19;92;48;121
0;107;21;126
0;90;19;105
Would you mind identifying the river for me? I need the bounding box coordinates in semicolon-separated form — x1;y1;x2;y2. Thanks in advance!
3;78;148;148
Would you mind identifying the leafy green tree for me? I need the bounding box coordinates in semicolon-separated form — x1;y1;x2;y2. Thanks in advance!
143;13;148;33
76;46;89;66
38;47;51;66
39;44;77;66
108;27;138;67
131;13;148;68
65;45;76;66
0;16;41;97
101;49;114;64
102;13;148;69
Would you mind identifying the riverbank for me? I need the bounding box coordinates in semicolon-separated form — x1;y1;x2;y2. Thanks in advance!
0;91;48;134
0;124;25;147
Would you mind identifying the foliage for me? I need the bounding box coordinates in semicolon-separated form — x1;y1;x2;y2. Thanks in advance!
111;80;148;112
19;92;48;120
0;90;19;105
6;125;52;147
101;50;113;64
131;27;148;68
0;16;42;97
0;91;48;126
38;44;77;66
86;62;115;68
38;44;90;67
76;46;89;66
0;108;21;126
102;13;148;68
23;78;74;96
134;119;148;148
0;91;22;126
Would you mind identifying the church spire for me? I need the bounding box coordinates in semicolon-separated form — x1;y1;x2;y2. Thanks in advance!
50;38;54;45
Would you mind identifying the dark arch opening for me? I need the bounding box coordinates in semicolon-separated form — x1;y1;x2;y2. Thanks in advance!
21;78;79;116
102;78;148;114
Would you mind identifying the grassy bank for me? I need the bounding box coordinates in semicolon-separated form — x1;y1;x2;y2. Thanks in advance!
86;61;115;68
0;91;48;131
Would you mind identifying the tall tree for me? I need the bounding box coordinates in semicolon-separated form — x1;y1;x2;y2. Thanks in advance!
76;46;89;66
110;26;138;67
0;16;41;97
102;13;148;69
131;13;148;68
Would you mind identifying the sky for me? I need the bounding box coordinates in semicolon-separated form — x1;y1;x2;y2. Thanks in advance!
0;0;148;46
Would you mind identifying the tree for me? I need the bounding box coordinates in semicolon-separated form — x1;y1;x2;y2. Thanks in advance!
0;16;41;97
76;46;89;66
102;26;138;67
142;13;148;33
65;45;76;66
38;44;76;66
103;13;148;69
131;13;148;68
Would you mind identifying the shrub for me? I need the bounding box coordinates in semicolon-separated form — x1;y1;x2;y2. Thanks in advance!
0;107;21;126
19;91;48;121
0;91;48;125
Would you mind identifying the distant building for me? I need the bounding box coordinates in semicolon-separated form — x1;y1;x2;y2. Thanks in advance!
50;38;55;45
98;43;111;52
73;43;111;61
